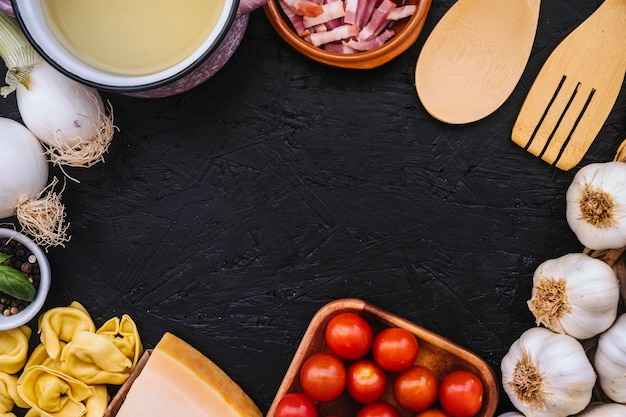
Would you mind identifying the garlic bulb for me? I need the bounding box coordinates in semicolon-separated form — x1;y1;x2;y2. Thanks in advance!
501;327;595;417
594;313;626;402
566;161;626;250
497;413;525;417
527;253;619;340
575;403;626;416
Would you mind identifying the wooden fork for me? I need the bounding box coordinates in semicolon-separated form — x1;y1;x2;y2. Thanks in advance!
511;0;626;171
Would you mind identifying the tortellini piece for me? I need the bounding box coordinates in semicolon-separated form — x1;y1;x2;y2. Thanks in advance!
38;302;95;360
61;331;132;385
0;326;31;374
23;343;67;374
17;365;94;417
84;385;109;417
96;315;143;368
0;372;28;413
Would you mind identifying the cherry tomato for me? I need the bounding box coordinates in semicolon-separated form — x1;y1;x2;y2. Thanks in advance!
439;370;484;417
299;352;346;402
356;402;400;417
392;365;438;412
372;328;419;372
416;410;452;417
346;359;387;404
275;393;318;417
325;312;373;360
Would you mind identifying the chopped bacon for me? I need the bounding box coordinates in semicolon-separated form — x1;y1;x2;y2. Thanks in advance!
343;0;359;24
324;42;357;54
388;5;417;20
347;28;394;50
358;0;395;41
302;1;346;27
282;0;324;17
279;0;310;36
309;24;359;47
355;0;377;28
278;0;417;52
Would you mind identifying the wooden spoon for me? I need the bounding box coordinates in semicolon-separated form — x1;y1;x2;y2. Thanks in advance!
415;0;540;124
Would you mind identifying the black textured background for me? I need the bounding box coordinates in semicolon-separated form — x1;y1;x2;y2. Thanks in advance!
2;1;625;414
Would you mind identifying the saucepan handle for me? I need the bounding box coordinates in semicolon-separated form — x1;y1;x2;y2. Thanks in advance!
237;0;269;17
0;0;13;16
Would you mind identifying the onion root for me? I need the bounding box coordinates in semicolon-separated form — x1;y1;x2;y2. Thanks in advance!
16;177;70;249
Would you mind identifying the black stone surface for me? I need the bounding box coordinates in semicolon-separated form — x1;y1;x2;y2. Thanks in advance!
1;1;625;414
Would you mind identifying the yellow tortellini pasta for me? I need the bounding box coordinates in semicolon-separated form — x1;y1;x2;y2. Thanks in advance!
38;302;96;360
0;326;31;374
0;372;28;412
23;343;67;375
4;302;142;417
17;365;94;417
84;385;109;417
61;331;132;385
96;315;143;368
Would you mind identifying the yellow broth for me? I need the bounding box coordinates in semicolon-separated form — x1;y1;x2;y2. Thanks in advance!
42;0;227;75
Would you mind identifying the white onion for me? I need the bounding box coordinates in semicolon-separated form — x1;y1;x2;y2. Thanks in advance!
15;59;116;169
0;117;69;248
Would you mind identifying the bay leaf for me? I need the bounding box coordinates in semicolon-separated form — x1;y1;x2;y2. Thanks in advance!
0;265;35;302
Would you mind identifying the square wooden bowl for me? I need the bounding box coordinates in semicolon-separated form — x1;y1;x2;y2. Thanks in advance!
263;0;432;69
267;298;498;417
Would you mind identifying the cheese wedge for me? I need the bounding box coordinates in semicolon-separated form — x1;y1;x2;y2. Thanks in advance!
113;332;262;417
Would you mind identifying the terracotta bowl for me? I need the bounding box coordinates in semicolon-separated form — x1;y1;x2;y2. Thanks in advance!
267;298;498;417
263;0;432;69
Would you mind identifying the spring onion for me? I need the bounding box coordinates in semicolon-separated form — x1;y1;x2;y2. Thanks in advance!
0;117;69;248
0;12;115;171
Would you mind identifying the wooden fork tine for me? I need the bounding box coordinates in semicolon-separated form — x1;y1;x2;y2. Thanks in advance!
513;76;605;170
512;0;626;171
541;82;597;168
513;75;567;156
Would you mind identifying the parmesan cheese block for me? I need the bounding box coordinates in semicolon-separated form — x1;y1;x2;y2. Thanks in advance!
113;332;262;417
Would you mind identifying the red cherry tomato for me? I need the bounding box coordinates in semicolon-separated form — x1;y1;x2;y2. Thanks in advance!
299;353;346;402
325;312;373;360
275;393;318;417
346;359;387;404
356;402;400;417
392;365;438;412
416;410;452;417
372;328;419;372
439;370;484;417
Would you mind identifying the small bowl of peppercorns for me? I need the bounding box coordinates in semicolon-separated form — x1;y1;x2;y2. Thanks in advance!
0;228;51;330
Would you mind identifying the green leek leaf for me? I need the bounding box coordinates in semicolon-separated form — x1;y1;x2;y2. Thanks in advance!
0;265;35;302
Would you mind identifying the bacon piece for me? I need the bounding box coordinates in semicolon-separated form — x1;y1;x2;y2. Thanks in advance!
355;0;377;29
324;42;358;54
387;5;417;20
358;0;395;41
303;1;346;27
309;24;359;47
282;0;324;17
347;28;394;50
279;0;310;36
343;0;359;24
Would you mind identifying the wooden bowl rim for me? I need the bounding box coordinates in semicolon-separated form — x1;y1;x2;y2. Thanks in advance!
263;0;432;69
